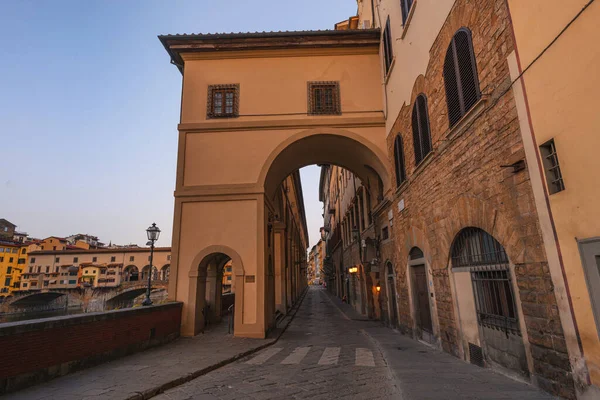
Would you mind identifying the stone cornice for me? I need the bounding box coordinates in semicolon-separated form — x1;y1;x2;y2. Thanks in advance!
178;115;385;133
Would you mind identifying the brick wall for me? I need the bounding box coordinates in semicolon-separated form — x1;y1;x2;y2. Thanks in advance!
0;302;182;394
381;0;575;397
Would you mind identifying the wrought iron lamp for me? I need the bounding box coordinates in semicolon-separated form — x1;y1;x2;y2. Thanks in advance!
143;222;161;306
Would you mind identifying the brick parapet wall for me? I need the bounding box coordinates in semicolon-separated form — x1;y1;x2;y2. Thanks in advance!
383;0;575;397
0;302;183;395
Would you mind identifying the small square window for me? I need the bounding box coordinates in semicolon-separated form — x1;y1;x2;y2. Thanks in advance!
382;226;389;240
55;257;60;263
74;257;78;263
207;84;239;118
111;256;116;262
308;82;341;115
540;139;565;194
30;257;35;263
130;256;134;262
92;257;97;262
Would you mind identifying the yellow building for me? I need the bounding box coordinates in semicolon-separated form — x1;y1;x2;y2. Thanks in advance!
507;0;600;391
0;240;27;297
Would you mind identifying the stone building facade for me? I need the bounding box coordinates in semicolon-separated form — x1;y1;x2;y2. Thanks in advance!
160;0;597;396
318;0;597;398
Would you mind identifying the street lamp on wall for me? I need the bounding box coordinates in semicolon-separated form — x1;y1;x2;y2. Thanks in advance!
320;226;330;241
375;282;381;293
348;266;358;274
143;222;161;306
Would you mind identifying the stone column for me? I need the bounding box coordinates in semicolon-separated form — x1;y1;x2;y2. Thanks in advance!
273;222;287;314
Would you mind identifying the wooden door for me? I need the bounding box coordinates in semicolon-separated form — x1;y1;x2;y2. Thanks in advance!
413;265;433;333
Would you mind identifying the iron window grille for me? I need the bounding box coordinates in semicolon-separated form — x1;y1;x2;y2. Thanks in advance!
443;28;481;127
308;82;341;115
382;17;393;74
394;135;407;187
400;0;414;25
539;139;565;194
451;227;520;335
207;84;240;118
411;94;432;165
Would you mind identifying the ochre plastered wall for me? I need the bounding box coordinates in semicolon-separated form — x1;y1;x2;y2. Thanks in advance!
375;0;455;133
508;0;600;388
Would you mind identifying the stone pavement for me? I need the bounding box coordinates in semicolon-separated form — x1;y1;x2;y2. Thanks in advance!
155;286;556;400
9;287;558;399
6;294;305;400
154;286;399;400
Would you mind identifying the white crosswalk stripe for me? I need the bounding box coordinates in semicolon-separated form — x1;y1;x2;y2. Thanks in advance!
355;348;375;367
280;347;311;365
318;347;341;365
246;347;283;365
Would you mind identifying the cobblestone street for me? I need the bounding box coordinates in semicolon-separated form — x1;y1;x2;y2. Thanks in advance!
155;286;555;400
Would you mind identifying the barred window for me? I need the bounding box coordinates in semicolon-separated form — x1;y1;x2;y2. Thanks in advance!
308;82;341;115
207;84;239;118
393;135;407;187
443;28;481;127
400;0;414;25
539;139;565;194
382;17;393;74
451;227;519;335
411;94;432;165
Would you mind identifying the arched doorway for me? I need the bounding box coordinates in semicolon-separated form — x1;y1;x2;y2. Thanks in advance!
450;227;527;376
123;265;139;282
409;247;433;342
183;247;245;337
385;261;399;328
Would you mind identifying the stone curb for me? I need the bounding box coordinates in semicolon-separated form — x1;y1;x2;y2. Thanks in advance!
127;287;309;400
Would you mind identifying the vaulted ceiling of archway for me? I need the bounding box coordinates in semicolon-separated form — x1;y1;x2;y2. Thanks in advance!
263;134;389;200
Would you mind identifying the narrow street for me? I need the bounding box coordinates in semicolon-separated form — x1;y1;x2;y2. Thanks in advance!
155;286;554;400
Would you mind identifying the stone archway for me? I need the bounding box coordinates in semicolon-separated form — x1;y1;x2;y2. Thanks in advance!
182;245;245;337
123;265;139;282
260;128;391;201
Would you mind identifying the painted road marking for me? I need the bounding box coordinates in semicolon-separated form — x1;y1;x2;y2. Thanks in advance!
355;348;375;367
318;347;341;365
281;347;311;365
246;347;283;365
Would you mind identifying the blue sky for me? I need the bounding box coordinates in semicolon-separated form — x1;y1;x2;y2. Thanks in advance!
0;0;355;247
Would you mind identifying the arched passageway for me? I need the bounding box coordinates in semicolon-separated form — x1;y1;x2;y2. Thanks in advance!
123;265;139;282
160;264;170;281
182;247;245;337
141;265;159;281
171;128;390;339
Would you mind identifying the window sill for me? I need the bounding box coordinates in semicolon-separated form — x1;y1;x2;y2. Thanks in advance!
440;97;487;150
400;0;417;40
411;150;436;182
394;180;409;197
384;57;396;85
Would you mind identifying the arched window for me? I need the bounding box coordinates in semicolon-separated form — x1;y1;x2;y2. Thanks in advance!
451;227;518;335
411;94;432;165
443;28;481;127
409;247;424;260
393;135;406;187
451;227;508;267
